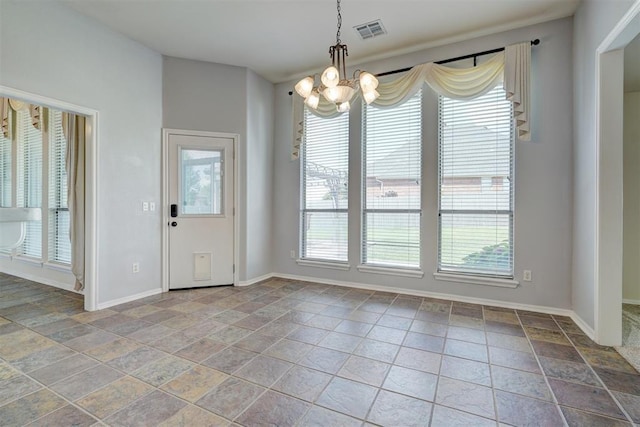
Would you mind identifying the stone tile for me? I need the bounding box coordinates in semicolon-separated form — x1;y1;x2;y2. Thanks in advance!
149;332;197;353
337;355;390;387
440;355;491;386
273;365;332;402
233;314;273;330
26;404;97;427
202;346;257;374
181;319;225;339
0;322;25;336
525;325;571;345
63;330;120;352
211;310;249;324
132;356;194;387
31;318;82;336
431;404;495;427
235;355;292;387
491;365;553;401
0;374;42;405
0;362;19;381
316;377;378;419
555;317;588;336
30;354;98;385
209;325;253;344
334;319;374;337
560;406;631;427
297;405;362;427
449;314;484;330
404;331;445;353
489;346;541;373
530;340;583;362
236;390;309;427
0;329;56;361
174;338;226;362
10;345;76;373
76;376;154;418
377;314;413;330
409;320;449;339
367;389;433;426
106;346;166;373
568;332;614;350
367;325;407;345
483;308;519;325
105;390;187;427
612;391;640;423
444;338;488;362
394;346;441;374
593;367;640;395
447;325;487;344
451;303;483;319
539;356;602;386
347;310;381;324
121;304;164;319
318;331;362;353
353;338;400;363
158;404;229;427
580;347;638;374
304;314;342;330
383;365;438;401
549;378;626;419
435;377;495;419
140;309;182;324
518;314;562;330
196;377;265;420
127;324;176;344
286;325;328;344
415;310;450;325
263;338;313;362
161;365;228;402
71;309;117;324
87;314;133;330
50;364;124;400
298;346;349;374
233;332;279;353
495;390;564;426
486;331;532;353
484;320;525;337
0;389;66;426
257;320;299;337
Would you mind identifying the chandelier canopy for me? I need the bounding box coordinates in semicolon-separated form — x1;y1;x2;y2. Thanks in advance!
294;0;379;112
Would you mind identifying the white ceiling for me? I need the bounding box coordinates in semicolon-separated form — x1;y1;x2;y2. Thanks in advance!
62;0;579;83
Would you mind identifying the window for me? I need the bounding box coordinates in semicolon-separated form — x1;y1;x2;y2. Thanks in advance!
438;85;514;277
0;108;11;208
48;109;71;264
300;109;349;262
17;109;43;259
362;91;422;268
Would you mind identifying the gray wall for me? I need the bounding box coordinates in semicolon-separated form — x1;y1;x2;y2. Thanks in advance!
273;18;575;310
0;0;163;304
572;0;635;328
623;91;640;302
162;57;274;282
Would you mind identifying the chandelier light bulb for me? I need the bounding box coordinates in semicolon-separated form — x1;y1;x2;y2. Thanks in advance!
337;101;350;112
323;86;340;102
295;76;314;98
363;89;380;105
359;72;379;92
321;66;340;88
305;90;320;109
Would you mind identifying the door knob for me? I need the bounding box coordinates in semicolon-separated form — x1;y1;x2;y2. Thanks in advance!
170;221;177;227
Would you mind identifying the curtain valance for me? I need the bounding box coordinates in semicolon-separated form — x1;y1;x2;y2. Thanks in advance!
0;97;43;138
292;41;531;159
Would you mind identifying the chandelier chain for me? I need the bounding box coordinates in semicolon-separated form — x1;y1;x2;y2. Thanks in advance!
336;0;342;44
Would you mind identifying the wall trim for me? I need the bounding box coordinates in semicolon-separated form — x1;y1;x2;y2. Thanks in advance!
570;311;596;341
273;271;579;319
96;288;162;310
623;298;640;305
237;273;274;287
0;268;77;294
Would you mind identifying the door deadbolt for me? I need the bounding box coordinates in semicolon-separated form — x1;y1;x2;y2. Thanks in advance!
170;221;177;227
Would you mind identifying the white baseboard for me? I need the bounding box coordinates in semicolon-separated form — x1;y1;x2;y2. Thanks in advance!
274;272;575;317
0;268;78;294
623;298;640;305
237;273;274;287
96;288;163;310
569;312;596;341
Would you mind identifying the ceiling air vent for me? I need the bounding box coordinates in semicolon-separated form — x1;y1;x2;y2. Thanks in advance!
354;20;387;40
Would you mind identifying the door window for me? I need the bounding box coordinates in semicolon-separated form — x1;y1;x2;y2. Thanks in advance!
180;148;223;215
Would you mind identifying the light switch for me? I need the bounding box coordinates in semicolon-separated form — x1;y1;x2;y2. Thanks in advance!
142;202;149;212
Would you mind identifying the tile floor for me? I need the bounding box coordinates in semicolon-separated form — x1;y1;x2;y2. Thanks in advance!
1;272;640;426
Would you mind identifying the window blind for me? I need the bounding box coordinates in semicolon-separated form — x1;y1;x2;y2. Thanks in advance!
438;85;514;277
49;109;71;264
17;109;43;259
362;91;422;268
301;109;349;262
0;108;11;208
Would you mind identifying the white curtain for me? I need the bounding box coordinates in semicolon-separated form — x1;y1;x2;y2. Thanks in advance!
62;112;86;292
0;98;10;139
292;41;531;157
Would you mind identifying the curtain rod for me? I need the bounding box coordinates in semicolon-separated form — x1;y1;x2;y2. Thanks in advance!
288;39;539;95
376;39;540;77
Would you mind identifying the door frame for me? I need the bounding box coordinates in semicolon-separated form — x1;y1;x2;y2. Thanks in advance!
161;128;239;292
594;0;640;345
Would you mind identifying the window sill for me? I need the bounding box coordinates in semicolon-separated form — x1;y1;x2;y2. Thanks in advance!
433;272;519;288
357;264;424;278
0;251;12;260
44;262;72;273
14;255;44;267
296;259;350;271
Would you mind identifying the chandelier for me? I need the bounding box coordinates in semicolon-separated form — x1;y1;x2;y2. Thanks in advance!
294;0;380;113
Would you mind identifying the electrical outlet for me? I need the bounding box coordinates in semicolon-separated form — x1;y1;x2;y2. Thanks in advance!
132;262;140;273
290;250;295;259
523;270;532;281
149;202;156;212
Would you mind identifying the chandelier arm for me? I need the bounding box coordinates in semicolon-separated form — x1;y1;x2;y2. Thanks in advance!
336;0;342;44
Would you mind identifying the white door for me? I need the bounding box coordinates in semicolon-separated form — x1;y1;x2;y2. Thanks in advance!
167;133;234;289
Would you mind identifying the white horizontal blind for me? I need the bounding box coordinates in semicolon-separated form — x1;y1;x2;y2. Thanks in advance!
301;109;349;262
17;109;43;259
0;108;11;208
438;85;514;276
49;109;71;264
362;91;422;268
